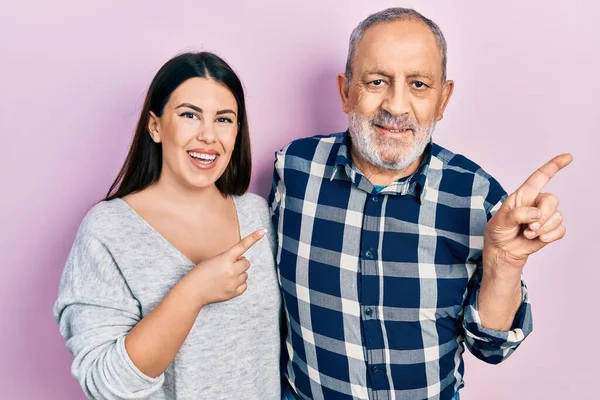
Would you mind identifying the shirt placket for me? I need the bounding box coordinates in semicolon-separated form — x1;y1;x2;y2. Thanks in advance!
360;189;390;399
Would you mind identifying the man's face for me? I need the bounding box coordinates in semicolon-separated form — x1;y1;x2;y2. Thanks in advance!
339;18;454;171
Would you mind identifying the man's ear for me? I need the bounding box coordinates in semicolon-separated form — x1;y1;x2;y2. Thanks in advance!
337;73;351;114
436;80;454;121
148;111;161;143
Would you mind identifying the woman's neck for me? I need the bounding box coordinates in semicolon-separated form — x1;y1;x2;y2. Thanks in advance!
149;173;225;213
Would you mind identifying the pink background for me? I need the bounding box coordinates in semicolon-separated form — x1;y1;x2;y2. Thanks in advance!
1;1;597;398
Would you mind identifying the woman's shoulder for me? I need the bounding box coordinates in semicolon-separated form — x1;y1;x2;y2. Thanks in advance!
233;193;273;233
77;198;131;240
233;192;269;213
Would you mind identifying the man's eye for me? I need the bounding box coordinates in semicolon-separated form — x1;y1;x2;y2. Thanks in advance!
412;81;427;89
366;79;387;89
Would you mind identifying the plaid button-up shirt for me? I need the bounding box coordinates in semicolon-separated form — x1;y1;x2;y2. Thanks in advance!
269;132;532;400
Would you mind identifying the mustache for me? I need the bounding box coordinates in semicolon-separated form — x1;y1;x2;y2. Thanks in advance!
369;111;418;131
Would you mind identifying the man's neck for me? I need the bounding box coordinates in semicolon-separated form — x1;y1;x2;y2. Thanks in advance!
351;149;424;186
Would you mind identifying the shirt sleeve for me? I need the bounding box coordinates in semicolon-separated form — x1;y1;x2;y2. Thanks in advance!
53;231;164;399
268;150;285;241
252;193;278;260
461;180;534;364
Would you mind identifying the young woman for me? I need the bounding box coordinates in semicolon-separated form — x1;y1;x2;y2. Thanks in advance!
54;52;281;399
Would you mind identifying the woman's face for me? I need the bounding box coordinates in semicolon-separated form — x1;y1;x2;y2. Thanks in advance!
148;77;239;191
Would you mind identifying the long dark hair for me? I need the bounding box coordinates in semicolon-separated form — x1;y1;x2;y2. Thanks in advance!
105;52;251;200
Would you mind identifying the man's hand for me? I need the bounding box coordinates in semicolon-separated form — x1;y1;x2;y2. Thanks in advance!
484;153;573;271
478;153;572;330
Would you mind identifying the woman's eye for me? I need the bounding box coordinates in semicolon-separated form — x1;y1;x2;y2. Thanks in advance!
180;112;198;119
216;117;233;123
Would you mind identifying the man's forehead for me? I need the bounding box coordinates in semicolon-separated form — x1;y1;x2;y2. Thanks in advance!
354;19;443;77
360;18;439;48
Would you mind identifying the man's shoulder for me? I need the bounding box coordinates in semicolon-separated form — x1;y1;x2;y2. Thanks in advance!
431;142;490;177
276;132;345;160
430;142;506;202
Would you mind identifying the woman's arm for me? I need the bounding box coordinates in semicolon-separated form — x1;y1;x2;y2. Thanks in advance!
55;229;265;398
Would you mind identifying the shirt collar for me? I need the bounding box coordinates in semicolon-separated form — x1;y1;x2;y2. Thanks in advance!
329;131;432;202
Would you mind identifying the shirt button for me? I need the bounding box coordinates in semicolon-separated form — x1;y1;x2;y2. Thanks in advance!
371;366;380;373
372;196;379;203
365;308;373;317
365;249;375;259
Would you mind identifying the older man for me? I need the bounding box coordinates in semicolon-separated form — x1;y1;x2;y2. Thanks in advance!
270;7;571;400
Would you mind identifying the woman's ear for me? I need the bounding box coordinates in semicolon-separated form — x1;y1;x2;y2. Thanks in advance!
148;111;161;143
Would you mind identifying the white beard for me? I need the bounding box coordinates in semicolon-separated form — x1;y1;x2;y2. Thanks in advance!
348;111;435;171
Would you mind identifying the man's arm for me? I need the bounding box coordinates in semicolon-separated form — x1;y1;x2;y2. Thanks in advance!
461;195;533;364
479;154;571;329
268;150;285;231
462;153;571;364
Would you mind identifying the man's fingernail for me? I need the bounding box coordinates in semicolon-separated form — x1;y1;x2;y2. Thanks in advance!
258;228;266;236
529;209;541;219
530;222;541;231
524;230;536;239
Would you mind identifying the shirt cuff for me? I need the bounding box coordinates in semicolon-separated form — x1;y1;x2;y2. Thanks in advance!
463;282;533;350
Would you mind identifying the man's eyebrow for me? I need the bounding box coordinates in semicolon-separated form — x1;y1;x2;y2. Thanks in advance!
406;71;435;81
363;71;395;79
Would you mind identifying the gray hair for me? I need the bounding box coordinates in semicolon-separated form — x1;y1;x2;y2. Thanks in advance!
345;8;448;83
